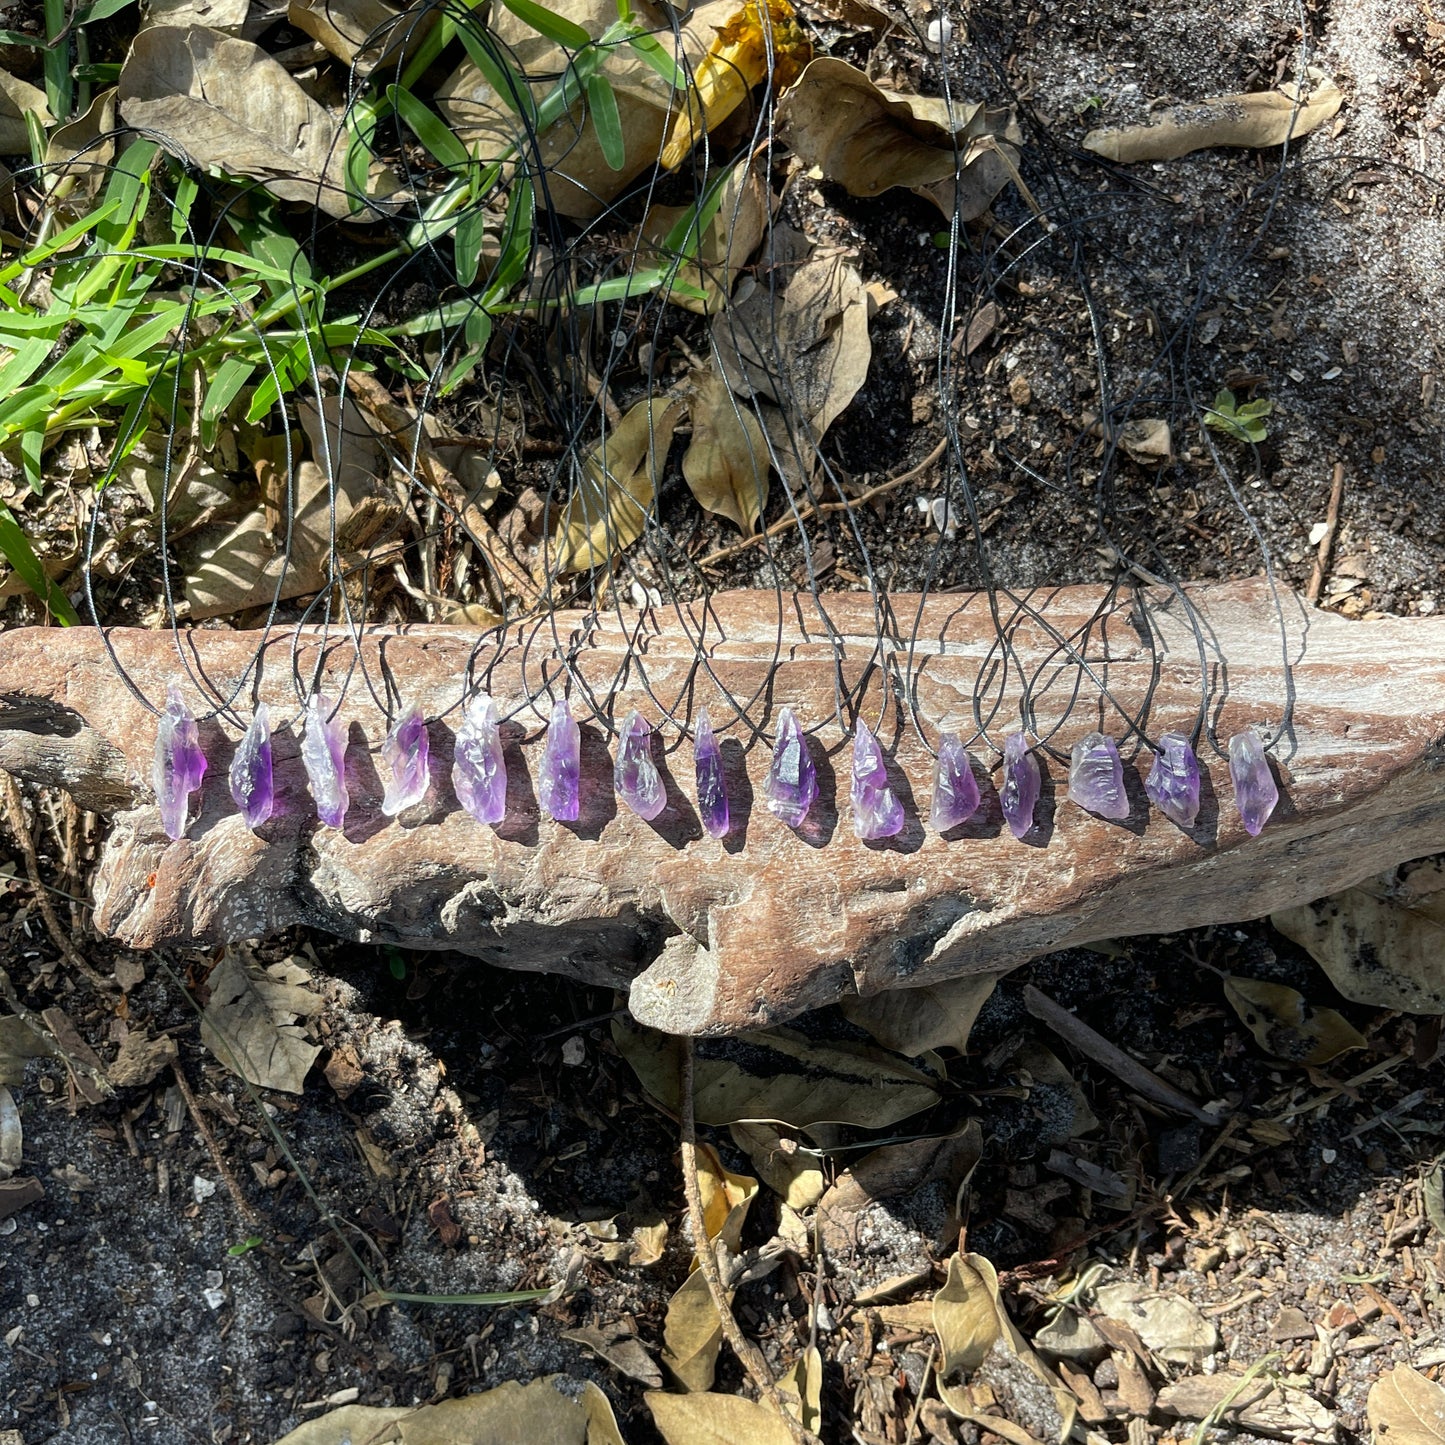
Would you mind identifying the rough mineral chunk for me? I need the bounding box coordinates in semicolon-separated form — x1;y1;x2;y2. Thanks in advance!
1145;730;1201;829
381;702;430;816
228;703;274;831
1000;731;1041;840
301;694;349;829
1229;727;1279;836
538;697;581;822
931;731;980;831
153;681;206;840
693;706;730;839
850;720;904;840
615;709;666;822
452;695;507;826
763;706;817;827
1068;731;1130;820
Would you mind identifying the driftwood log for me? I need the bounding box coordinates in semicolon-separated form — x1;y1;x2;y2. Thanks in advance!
1;579;1443;1035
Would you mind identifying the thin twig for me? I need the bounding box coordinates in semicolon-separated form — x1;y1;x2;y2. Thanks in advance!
172;1058;261;1225
698;438;950;571
1305;460;1345;604
1;770;115;993
679;1039;807;1439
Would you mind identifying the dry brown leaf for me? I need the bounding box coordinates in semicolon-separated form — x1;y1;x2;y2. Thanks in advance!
118;28;396;219
0;67;53;154
711;247;872;457
728;1121;826;1210
647;1389;798;1445
840;973;1000;1056
778;1344;823;1434
642;162;768;315
695;1140;758;1256
778;55;1021;222
611;1016;941;1129
1272;875;1445;1014
272;1375;626;1444
0;1014;56;1087
1083;72;1343;163
1368;1365;1445;1445
0;1085;20;1179
145;0;250;31
1159;1373;1337;1443
199;950;322;1095
43;89;118;206
107;1029;179;1089
1090;1281;1218;1367
819;1120;982;1254
1116;418;1173;466
661;1267;728;1392
934;1252;1078;1440
1010;1041;1098;1140
682;368;770;534
288;0;408;68
562;1320;663;1388
1222;974;1366;1066
554;394;685;574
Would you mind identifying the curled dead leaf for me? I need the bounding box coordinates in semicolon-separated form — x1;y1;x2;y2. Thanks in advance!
552;394;685;574
1083;71;1343;163
1272;869;1445;1014
647;1389;798;1445
729;1121;825;1210
1116;417;1173;466
840;973;1000;1056
1367;1364;1445;1445
682;368;770;534
1159;1373;1337;1443
1222;974;1366;1066
199;950;322;1095
0;67;53;155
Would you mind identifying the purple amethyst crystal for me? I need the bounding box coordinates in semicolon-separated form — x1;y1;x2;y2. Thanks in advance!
453;695;507;826
1228;727;1278;836
999;731;1040;840
538;697;581;822
301;694;349;829
229;703;274;830
850;721;904;840
1068;731;1130;821
1145;731;1201;830
381;702;430;816
763;706;817;827
153;681;207;841
931;732;980;831
694;706;730;839
615;709;666;822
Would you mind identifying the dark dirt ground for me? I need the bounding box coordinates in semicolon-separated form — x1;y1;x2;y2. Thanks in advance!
2;0;1445;1441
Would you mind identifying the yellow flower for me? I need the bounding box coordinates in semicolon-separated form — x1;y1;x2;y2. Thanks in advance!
660;0;811;170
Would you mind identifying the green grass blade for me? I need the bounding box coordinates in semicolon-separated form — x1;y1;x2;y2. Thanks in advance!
625;23;685;90
42;0;72;121
498;0;589;48
387;83;470;172
0;502;79;623
585;71;624;170
456;23;537;124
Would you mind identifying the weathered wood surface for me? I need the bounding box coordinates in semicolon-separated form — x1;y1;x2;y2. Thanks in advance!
1;579;1443;1035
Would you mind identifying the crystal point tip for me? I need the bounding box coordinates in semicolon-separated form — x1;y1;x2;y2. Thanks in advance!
153;680;207;840
229;703;274;831
850;721;904;840
453;695;508;826
301;694;350;829
1229;727;1278;836
538;697;581;822
1000;731;1040;840
1145;731;1201;830
381;702;431;817
615;710;666;822
931;732;980;832
1068;731;1130;821
763;706;817;828
694;707;730;839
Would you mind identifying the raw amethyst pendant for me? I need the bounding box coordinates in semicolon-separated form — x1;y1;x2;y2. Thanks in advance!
1068;731;1130;820
694;706;730;839
615;710;666;822
301;694;349;829
453;695;507;826
931;732;980;831
153;681;207;841
1228;727;1278;836
381;702;430;816
229;703;274;830
850;721;904;840
1145;731;1201;829
538;697;581;822
999;731;1040;840
763;706;817;827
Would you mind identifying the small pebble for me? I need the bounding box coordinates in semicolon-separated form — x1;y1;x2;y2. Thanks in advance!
925;15;953;51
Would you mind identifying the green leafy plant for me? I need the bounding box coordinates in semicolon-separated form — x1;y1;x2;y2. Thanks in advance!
1203;387;1273;444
